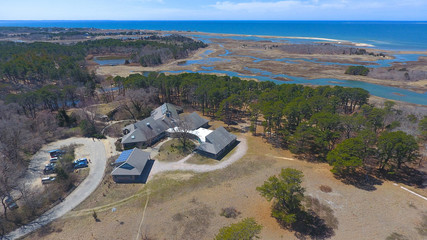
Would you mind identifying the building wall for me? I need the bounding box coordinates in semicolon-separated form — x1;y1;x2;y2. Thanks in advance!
112;175;137;183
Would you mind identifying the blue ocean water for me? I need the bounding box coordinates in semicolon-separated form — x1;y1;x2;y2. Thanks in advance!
1;21;427;51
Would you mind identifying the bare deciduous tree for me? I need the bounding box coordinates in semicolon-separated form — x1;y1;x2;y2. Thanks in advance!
172;116;194;151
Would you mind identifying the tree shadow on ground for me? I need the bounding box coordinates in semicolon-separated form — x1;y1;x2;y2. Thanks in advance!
292;196;338;240
293;153;327;164
375;166;425;188
37;224;63;238
274;197;338;240
292;211;335;240
336;171;383;191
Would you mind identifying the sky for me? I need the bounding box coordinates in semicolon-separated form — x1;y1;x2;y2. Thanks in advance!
0;0;426;21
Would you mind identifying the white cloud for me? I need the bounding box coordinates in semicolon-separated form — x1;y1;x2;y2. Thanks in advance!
209;0;394;12
212;1;308;12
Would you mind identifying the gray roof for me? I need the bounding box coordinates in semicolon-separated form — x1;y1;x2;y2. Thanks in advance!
122;117;172;144
184;112;209;130
112;148;150;176
151;103;183;120
121;103;208;146
197;127;236;155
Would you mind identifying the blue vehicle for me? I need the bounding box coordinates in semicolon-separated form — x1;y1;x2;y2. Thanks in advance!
5;196;18;210
73;158;88;169
43;163;56;175
49;149;65;158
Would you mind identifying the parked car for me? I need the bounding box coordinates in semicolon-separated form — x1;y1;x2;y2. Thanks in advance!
43;163;56;175
49;149;65;158
41;176;56;184
73;160;88;169
49;157;59;163
4;196;18;210
73;158;88;165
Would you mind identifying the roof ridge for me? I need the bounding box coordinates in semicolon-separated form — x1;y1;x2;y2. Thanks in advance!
127;148;137;164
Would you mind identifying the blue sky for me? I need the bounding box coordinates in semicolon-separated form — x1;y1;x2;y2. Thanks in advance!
1;0;426;20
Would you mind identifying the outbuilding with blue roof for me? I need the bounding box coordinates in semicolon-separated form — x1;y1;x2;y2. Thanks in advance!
111;148;152;183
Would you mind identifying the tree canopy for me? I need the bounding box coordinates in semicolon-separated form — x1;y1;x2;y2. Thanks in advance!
257;168;305;226
327;138;365;175
377;131;419;170
215;218;263;240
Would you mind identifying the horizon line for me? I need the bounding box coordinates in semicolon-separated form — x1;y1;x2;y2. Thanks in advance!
1;20;427;22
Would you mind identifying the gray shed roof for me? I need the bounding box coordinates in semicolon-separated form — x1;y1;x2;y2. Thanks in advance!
112;148;150;176
197;127;236;155
151;103;183;120
122;117;172;144
184;112;209;130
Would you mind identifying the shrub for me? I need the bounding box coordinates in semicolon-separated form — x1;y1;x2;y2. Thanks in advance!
92;210;99;222
92;133;106;139
115;139;123;152
215;218;262;240
56;109;77;127
79;119;97;137
56;168;69;180
220;207;241;219
345;66;370;76
319;185;332;193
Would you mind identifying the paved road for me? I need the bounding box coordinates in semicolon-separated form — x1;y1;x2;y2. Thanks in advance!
5;137;246;239
5;138;107;240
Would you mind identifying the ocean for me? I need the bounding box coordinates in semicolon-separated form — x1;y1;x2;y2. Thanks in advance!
0;21;427;51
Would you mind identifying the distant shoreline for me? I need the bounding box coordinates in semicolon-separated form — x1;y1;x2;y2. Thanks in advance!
180;31;376;48
1;20;426;51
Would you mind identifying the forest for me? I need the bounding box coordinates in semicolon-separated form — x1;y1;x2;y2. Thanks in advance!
110;72;425;182
0;35;207;94
4;69;425;182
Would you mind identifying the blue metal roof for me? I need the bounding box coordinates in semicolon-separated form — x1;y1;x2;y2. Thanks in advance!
115;149;134;164
49;149;60;153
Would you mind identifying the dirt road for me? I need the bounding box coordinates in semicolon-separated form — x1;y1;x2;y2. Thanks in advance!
5;138;107;240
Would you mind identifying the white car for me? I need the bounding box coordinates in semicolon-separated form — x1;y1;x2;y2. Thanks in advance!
41;176;56;184
49;157;58;163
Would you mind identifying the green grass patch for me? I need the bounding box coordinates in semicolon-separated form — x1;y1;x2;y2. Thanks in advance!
146;156;273;205
156;139;195;162
186;154;218;165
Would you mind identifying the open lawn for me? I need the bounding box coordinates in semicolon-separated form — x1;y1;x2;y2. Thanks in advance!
155;139;195;162
24;133;427;240
185;154;218;165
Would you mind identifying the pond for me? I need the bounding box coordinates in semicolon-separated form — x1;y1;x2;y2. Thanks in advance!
93;57;126;66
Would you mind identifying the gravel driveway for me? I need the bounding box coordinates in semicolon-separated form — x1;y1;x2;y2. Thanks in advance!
5;138;107;240
149;137;248;177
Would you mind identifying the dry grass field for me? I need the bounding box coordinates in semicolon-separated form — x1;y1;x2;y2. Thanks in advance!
24;130;427;240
